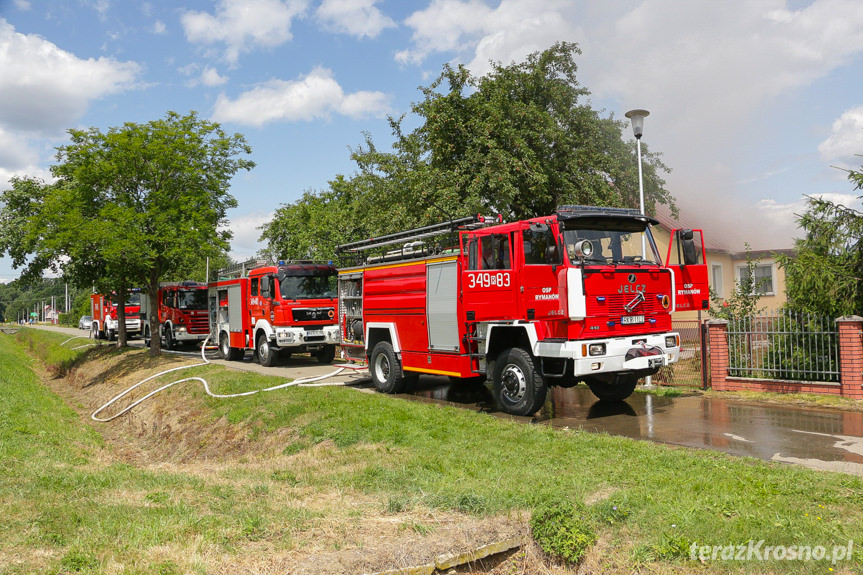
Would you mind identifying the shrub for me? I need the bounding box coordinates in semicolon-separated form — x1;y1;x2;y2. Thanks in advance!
530;501;596;564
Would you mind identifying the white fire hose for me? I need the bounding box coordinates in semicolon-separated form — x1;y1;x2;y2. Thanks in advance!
59;335;366;423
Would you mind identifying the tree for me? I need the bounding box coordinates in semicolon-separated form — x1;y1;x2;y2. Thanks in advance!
778;158;863;319
262;42;674;260
0;111;255;352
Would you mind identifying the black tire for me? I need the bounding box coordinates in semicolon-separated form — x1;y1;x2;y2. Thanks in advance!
107;328;116;342
143;326;151;347
584;374;639;402
315;344;336;364
370;341;407;394
164;328;175;350
219;332;243;361
257;333;278;367
492;347;547;416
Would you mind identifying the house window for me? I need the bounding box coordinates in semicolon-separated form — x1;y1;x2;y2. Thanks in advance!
737;263;774;295
711;264;723;298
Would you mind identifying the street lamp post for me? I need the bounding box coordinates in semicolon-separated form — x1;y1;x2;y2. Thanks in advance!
625;109;650;255
625;109;653;388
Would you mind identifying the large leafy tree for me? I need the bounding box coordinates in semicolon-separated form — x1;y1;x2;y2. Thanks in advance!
0;111;255;352
779;158;863;318
262;42;673;260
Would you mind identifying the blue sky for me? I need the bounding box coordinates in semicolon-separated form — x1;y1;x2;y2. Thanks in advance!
1;0;862;283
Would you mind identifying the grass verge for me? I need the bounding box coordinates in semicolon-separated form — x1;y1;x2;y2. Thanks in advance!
2;327;862;574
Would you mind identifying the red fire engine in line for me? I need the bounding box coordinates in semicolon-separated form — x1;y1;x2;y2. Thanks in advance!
336;206;709;416
208;259;340;366
90;291;143;341
140;282;210;349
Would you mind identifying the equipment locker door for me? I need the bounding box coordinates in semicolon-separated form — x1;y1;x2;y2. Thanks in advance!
427;260;459;351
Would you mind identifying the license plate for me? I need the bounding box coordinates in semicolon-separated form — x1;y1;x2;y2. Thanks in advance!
306;330;324;337
621;315;645;325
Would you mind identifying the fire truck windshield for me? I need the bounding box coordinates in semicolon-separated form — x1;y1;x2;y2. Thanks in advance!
278;273;337;300
562;224;661;266
177;289;208;310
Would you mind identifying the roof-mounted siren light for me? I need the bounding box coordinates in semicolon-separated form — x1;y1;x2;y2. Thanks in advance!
476;213;503;224
278;260;285;266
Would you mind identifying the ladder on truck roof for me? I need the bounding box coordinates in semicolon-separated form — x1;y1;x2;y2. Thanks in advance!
216;258;269;279
335;215;502;265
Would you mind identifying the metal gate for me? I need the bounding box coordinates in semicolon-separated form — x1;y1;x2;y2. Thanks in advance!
652;320;707;388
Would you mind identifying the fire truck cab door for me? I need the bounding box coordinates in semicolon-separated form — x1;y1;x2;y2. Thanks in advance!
518;224;565;321
461;232;518;322
665;228;710;312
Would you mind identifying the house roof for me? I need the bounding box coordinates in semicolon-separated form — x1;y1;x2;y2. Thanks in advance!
650;202;732;254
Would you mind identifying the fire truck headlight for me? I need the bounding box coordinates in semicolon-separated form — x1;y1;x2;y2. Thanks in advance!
590;362;602;371
665;335;679;348
176;326;187;333
588;343;606;356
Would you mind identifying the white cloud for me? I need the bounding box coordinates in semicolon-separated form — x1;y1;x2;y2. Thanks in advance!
211;67;391;126
153;20;166;35
200;66;228;87
396;0;580;74
14;0;31;10
0;19;141;134
181;0;309;64
224;210;273;261
818;106;863;168
316;0;396;38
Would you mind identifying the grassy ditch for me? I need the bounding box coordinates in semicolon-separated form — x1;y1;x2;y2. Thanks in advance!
1;328;863;574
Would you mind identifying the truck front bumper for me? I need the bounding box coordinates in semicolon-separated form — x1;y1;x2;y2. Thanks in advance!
535;332;680;377
274;325;340;348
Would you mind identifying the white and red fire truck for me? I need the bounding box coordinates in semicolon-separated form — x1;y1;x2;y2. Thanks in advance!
140;282;210;349
208;260;340;366
336;206;708;416
90;291;143;341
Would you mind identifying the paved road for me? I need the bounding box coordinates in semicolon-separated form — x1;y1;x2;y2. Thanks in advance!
19;324;863;476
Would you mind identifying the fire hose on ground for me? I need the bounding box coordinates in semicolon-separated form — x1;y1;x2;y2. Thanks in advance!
60;334;367;423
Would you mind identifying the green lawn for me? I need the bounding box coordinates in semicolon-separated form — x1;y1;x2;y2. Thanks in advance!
1;327;862;573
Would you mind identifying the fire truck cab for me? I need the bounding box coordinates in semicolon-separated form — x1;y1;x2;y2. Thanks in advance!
208;260;340;366
337;206;708;416
90;291;142;341
140;282;210;349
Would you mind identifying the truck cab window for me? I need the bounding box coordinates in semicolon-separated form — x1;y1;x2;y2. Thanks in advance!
250;278;259;297
523;227;561;265
468;234;511;270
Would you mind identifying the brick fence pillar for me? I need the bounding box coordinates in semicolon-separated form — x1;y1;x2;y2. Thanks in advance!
836;316;863;400
706;319;729;391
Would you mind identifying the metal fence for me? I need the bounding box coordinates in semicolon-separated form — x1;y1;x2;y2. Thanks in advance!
726;310;840;383
652;320;706;388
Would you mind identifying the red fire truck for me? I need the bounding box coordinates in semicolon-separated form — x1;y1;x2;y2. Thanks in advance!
90;291;143;341
140;282;210;349
208;260;340;366
336;206;709;416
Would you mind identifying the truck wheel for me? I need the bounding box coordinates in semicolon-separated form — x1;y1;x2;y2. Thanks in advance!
219;333;241;361
143;326;151;347
316;344;336;364
584;374;639;402
107;328;116;342
492;348;547;416
164;328;175;351
257;333;278;367
370;341;407;394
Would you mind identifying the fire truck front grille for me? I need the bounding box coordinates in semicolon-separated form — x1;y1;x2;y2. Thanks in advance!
293;307;335;322
188;315;209;334
601;294;664;316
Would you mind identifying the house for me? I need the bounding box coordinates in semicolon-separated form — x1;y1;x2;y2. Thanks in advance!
650;204;793;319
